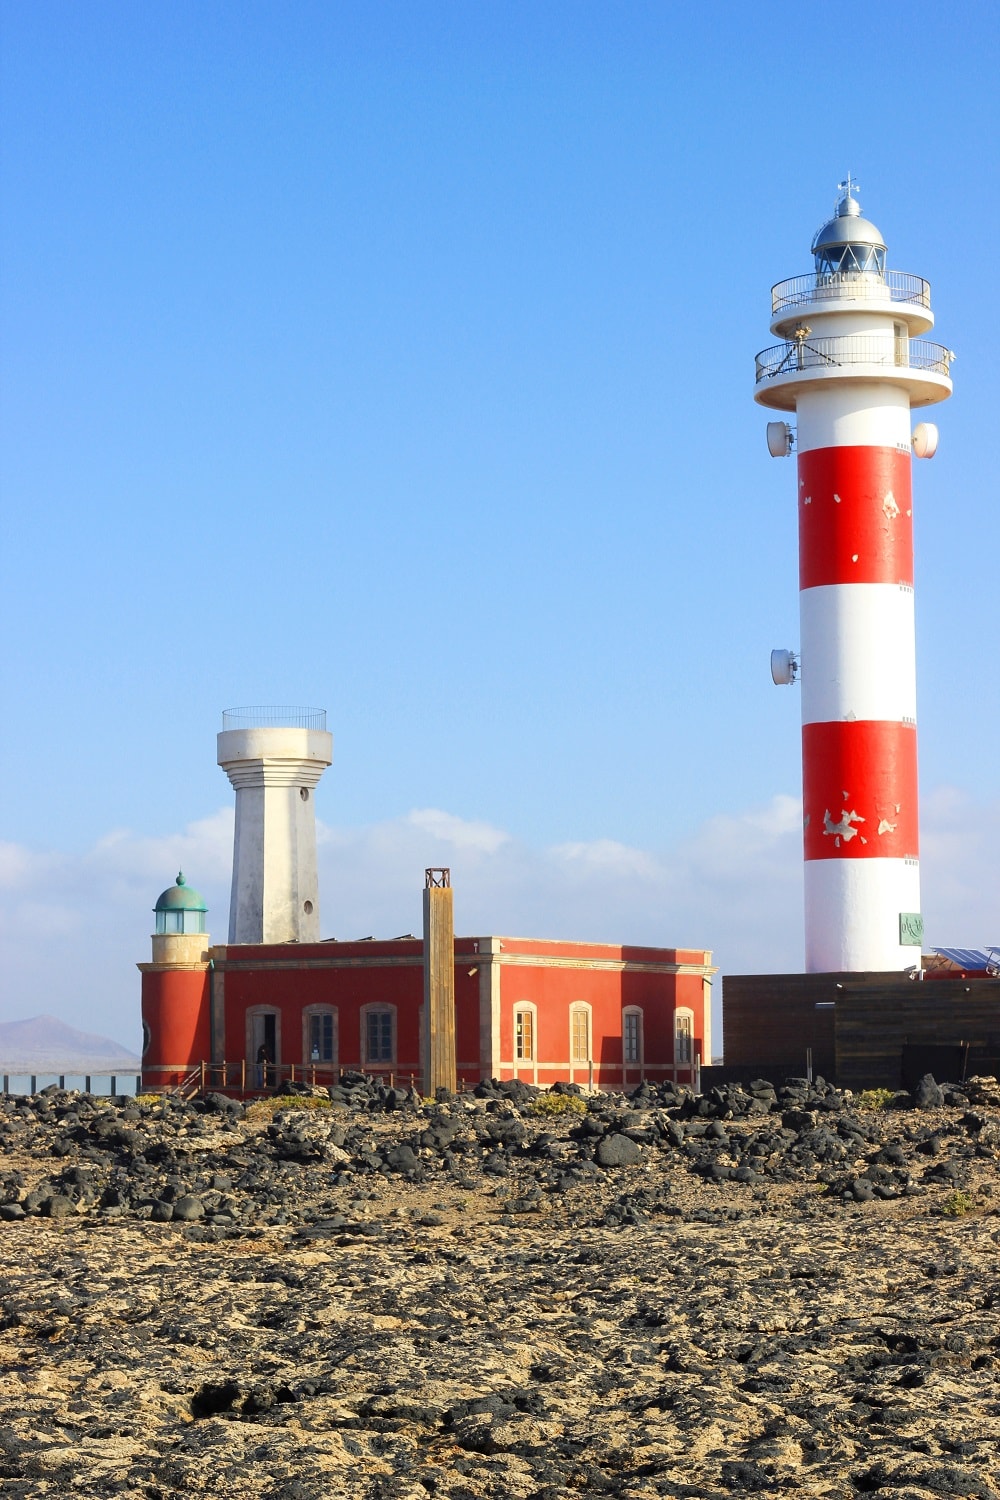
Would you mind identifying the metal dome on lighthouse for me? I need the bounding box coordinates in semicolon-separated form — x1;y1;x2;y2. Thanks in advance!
810;174;886;276
153;872;207;935
755;181;954;974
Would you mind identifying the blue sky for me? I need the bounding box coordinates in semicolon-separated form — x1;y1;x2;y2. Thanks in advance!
2;1;998;1047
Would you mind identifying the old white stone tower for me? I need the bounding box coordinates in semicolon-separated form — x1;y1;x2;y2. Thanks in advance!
217;706;333;944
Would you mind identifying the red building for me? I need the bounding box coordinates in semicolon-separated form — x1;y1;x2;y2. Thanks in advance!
140;876;715;1094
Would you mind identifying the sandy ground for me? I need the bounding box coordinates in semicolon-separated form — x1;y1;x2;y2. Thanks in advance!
1;1085;998;1499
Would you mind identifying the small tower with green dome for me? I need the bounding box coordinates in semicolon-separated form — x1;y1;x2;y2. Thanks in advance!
139;872;213;1089
154;872;208;935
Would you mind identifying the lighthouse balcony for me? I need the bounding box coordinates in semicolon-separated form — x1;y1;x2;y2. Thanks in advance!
753;335;953;412
770;270;934;338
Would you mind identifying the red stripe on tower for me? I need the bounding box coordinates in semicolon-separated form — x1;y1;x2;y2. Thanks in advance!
802;720;919;861
799;446;913;589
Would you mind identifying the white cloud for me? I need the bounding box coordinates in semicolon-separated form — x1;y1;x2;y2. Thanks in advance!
549;838;660;880
681;794;803;881
0;812;237;1051
0;842;59;889
921;788;1000;947
404;808;510;855
89;810;236;886
1;790;996;1056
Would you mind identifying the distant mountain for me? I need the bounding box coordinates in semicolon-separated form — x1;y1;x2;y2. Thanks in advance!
0;1015;140;1072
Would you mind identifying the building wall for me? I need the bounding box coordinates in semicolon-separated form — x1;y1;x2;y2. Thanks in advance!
139;965;211;1089
495;940;711;1089
217;941;428;1085
835;978;1000;1090
141;934;715;1093
722;972;841;1077
723;972;1000;1090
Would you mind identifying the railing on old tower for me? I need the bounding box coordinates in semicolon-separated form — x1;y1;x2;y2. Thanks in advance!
425;867;451;889
221;706;327;730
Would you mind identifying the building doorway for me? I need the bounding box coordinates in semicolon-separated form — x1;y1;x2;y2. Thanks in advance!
250;1011;278;1086
894;321;908;367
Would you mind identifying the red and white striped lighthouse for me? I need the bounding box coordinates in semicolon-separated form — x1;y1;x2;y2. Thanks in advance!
756;180;953;973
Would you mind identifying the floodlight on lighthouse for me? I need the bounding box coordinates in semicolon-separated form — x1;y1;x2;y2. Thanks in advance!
766;422;795;457
911;423;939;459
770;649;799;686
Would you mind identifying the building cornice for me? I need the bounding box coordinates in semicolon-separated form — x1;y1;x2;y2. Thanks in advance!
498;954;718;977
208;950;716;978
213;954;423;972
137;962;210;973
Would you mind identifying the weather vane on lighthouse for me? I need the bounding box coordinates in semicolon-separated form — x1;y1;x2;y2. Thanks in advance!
754;182;954;973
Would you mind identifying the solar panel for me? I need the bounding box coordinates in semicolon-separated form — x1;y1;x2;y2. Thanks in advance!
932;947;999;970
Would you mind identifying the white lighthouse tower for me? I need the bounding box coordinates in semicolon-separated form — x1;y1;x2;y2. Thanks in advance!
755;180;953;972
218;706;333;944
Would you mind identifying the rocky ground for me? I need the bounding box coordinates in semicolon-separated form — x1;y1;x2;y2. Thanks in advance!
1;1072;999;1499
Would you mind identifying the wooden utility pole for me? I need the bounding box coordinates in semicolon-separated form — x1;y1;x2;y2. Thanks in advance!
423;868;457;1094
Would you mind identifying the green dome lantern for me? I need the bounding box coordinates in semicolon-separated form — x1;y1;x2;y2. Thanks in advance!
154;872;208;935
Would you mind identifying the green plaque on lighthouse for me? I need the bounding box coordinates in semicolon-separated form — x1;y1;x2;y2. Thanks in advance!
899;912;924;945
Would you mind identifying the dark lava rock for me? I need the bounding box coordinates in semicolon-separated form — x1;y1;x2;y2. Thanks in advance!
42;1194;76;1218
385;1143;419;1173
21;1185;55;1215
923;1159;967;1185
201;1092;245;1118
190;1380;241;1418
914;1073;946;1109
172;1195;206;1222
595;1133;641;1168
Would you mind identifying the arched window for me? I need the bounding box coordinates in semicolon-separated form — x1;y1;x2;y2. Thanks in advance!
361;1003;396;1067
302;1005;338;1067
514;1005;536;1062
675;1008;694;1065
622;1006;643;1066
570;1003;592;1065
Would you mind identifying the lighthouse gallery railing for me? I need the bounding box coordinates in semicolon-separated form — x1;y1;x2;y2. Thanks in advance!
221;706;327;730
755;336;953;384
771;270;931;315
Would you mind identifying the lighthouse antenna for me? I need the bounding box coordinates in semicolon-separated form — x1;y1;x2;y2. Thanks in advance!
837;172;859;206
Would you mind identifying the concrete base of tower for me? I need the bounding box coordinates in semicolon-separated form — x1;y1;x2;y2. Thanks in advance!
805;857;921;973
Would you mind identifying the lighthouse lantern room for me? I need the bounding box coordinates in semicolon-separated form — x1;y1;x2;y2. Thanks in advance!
755;180;954;973
154;872;207;935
